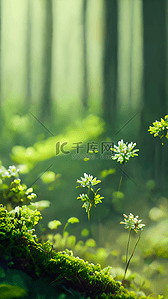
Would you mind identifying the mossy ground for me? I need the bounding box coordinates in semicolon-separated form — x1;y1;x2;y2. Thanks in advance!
0;205;161;299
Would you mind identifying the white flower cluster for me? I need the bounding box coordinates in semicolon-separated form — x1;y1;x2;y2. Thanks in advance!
76;173;103;220
112;139;139;164
8;165;20;176
120;213;145;233
76;173;101;188
0;165;20;179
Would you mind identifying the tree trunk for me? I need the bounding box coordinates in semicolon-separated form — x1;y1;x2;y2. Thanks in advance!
26;0;31;109
41;0;53;125
140;0;167;189
0;0;2;133
128;0;134;108
103;0;118;134
81;0;88;109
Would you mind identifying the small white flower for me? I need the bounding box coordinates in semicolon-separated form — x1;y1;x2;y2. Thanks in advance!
2;171;11;178
120;213;145;232
8;165;20;176
76;173;101;188
112;139;139;164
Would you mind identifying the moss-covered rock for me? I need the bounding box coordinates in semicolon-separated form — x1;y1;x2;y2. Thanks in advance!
0;204;161;299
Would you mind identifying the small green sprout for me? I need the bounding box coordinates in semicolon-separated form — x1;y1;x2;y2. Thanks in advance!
120;213;145;286
63;217;79;235
148;115;168;144
111;140;139;192
48;217;79;237
76;173;104;221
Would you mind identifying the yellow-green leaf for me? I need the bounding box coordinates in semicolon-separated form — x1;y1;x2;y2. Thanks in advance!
48;220;62;230
67;217;79;224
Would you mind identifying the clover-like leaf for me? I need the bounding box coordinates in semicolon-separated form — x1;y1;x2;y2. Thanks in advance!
48;220;62;230
67;217;79;224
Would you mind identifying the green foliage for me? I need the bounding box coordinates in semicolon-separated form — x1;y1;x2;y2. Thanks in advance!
0;160;163;298
0;283;27;298
46;216;82;254
63;217;80;235
0;204;42;242
100;168;116;178
81;228;89;237
67;217;79;224
0;161;37;207
48;219;62;230
0;204;138;298
148;115;168;143
10;114;105;170
40;171;55;184
85;238;96;247
28;200;51;211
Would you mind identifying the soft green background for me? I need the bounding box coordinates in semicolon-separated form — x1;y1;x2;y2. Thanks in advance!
0;0;168;297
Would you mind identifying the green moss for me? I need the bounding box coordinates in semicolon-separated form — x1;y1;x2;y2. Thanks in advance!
0;204;159;299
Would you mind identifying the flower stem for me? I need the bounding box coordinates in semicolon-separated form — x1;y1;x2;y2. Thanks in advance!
87;187;91;221
122;231;142;286
88;211;90;221
126;229;132;266
118;163;124;192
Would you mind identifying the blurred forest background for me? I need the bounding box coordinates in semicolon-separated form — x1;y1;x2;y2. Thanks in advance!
0;0;168;297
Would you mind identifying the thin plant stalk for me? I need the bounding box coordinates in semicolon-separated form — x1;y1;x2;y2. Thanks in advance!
63;223;68;234
126;228;132;266
122;230;142;286
118;163;125;192
87;187;91;221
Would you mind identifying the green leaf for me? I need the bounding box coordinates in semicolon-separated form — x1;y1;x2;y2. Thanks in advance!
41;171;55;184
28;200;51;211
67;217;79;224
85;238;96;247
0;284;27;299
1;184;9;190
81;228;89;237
100;168;116;178
66;235;76;248
48;220;62;230
112;191;124;199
